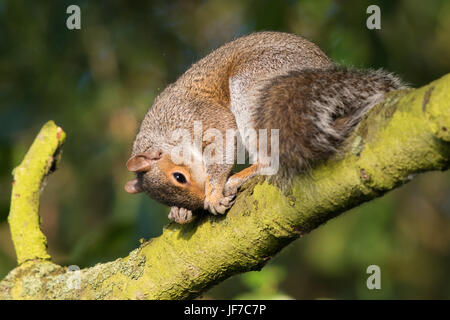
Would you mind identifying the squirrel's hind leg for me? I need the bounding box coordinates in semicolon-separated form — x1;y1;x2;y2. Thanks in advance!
223;163;260;197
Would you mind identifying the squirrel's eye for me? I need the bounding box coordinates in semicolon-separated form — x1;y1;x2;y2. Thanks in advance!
173;172;187;184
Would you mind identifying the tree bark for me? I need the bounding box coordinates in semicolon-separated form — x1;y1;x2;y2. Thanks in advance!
1;74;449;300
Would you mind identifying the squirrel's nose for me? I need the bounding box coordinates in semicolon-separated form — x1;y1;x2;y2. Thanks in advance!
124;178;143;194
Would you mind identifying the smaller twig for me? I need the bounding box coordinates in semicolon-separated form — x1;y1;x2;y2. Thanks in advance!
8;121;66;264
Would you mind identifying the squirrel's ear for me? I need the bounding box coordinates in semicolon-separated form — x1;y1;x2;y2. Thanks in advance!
126;150;162;172
125;178;143;194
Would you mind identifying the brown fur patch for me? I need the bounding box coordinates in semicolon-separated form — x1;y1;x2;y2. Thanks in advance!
230;163;259;181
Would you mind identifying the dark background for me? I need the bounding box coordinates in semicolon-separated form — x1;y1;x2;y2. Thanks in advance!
0;0;449;299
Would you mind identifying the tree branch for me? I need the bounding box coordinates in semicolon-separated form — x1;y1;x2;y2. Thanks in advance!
0;74;449;300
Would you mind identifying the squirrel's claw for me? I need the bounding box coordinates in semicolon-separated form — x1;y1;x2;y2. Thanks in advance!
204;193;235;215
168;206;193;224
219;194;236;209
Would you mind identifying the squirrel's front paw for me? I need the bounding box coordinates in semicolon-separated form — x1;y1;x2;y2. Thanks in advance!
168;206;193;224
204;190;235;215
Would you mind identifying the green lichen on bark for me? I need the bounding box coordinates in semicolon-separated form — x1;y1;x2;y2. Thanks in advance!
0;74;449;300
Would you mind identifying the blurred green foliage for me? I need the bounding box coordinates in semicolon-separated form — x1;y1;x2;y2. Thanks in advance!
0;0;449;299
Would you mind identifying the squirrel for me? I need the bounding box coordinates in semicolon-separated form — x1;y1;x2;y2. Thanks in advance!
124;31;406;224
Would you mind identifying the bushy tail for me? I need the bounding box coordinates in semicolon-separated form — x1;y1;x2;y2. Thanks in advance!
254;66;407;179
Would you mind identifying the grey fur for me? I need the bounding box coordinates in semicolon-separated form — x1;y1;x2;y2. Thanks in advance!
128;31;407;218
252;66;407;182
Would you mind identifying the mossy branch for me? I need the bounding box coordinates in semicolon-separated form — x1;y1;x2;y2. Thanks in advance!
0;74;449;300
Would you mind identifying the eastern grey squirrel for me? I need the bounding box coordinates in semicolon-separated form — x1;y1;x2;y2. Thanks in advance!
124;31;406;224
